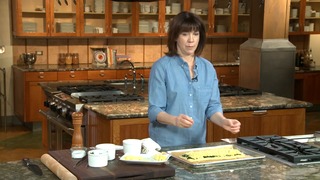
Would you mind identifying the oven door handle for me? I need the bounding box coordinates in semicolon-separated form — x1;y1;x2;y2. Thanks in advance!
39;109;74;135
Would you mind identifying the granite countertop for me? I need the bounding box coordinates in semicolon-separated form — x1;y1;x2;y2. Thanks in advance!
2;141;320;180
84;93;312;119
12;62;239;72
295;65;320;73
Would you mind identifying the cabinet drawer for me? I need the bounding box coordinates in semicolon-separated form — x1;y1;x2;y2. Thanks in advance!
58;71;88;80
88;70;117;80
215;66;239;76
25;72;58;81
116;69;144;79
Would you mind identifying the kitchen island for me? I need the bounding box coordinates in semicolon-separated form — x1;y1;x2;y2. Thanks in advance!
82;92;311;146
1;141;320;180
38;79;312;147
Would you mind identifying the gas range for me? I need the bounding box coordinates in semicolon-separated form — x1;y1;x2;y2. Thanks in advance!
237;135;320;166
219;85;262;96
43;83;145;121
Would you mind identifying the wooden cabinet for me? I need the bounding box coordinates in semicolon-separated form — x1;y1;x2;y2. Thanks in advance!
84;109;149;146
13;70;58;123
12;0;81;37
83;107;305;146
206;108;306;142
289;0;320;35
12;0;251;37
215;66;239;86
13;67;150;123
294;72;320;104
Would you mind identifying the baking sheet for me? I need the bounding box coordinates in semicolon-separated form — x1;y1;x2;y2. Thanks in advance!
167;144;265;166
120;153;171;165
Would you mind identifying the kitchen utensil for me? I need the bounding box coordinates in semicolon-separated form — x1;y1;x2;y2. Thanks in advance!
57;0;61;6
73;0;76;5
20;53;37;68
22;158;43;176
64;0;68;5
123;139;142;154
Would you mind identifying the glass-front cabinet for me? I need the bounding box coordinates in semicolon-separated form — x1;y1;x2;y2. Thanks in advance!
50;0;80;36
12;0;49;36
213;0;233;35
82;0;108;36
111;1;133;36
236;0;251;35
304;0;320;34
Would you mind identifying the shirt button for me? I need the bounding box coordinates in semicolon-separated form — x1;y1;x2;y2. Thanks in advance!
189;94;192;96
190;105;192;108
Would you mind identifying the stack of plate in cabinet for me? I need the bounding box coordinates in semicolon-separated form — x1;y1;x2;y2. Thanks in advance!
116;23;130;33
139;20;150;33
23;22;37;32
56;23;75;32
171;3;181;14
94;0;105;13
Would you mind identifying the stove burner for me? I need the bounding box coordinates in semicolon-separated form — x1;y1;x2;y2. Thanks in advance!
237;135;320;164
57;84;120;95
219;85;262;96
79;94;144;103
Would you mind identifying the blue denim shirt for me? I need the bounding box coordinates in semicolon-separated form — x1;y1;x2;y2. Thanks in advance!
148;55;223;147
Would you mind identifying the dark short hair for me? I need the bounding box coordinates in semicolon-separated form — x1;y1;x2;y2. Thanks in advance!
165;11;206;57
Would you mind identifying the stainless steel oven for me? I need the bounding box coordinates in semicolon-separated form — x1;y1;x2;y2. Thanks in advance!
40;81;144;150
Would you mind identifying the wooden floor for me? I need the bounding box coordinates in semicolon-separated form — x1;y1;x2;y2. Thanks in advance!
0;111;319;162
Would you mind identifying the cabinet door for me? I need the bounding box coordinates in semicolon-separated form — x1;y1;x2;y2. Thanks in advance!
136;1;162;36
81;0;109;36
12;0;50;36
206;109;305;142
235;0;251;36
303;0;320;34
289;0;302;34
212;0;234;35
110;1;135;36
49;0;81;36
215;66;239;86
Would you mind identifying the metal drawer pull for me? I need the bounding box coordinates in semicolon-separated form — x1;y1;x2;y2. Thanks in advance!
252;110;267;115
99;73;105;77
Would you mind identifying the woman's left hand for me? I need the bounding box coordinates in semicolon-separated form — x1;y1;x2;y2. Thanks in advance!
222;119;241;134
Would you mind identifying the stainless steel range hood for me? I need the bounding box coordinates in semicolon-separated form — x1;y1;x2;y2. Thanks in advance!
239;38;296;98
238;0;296;98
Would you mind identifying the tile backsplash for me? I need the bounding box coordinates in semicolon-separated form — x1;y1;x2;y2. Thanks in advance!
12;36;307;65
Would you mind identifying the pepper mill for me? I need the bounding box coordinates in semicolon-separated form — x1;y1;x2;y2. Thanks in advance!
72;112;84;147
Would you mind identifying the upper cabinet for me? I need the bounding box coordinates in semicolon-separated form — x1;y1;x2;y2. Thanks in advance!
12;0;251;37
290;0;320;35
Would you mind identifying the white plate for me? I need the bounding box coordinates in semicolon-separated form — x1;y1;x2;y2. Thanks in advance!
120;153;171;165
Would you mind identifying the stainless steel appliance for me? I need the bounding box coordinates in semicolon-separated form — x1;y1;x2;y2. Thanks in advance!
219;84;262;96
239;39;296;99
40;82;145;150
237;135;320;166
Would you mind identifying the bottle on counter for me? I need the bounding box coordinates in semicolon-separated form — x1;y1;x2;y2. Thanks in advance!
72;53;79;65
65;53;72;65
58;53;66;65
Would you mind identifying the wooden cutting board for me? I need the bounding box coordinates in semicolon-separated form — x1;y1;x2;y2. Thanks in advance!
48;150;175;180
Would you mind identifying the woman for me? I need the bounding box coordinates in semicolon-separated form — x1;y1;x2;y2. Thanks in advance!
148;11;241;147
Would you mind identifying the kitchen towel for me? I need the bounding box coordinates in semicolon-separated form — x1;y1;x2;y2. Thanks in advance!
40;154;77;180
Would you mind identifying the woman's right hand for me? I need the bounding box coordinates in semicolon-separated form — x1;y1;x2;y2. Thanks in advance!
175;114;194;128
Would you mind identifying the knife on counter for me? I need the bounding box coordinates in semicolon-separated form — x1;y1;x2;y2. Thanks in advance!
22;158;43;176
